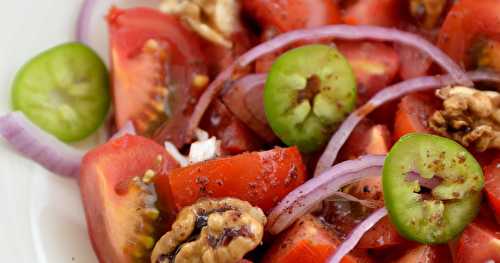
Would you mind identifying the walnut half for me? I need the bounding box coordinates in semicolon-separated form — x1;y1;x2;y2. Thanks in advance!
429;86;500;151
151;198;266;263
160;0;240;48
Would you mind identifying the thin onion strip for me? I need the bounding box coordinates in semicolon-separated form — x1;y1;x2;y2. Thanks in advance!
0;112;84;177
267;155;386;234
314;71;500;175
188;25;471;141
328;208;388;263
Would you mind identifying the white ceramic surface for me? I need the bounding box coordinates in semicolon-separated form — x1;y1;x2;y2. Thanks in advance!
0;0;166;262
0;1;100;262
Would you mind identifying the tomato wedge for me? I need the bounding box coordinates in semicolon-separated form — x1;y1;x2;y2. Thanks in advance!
437;0;500;70
340;120;391;161
393;93;440;141
154;147;306;212
357;217;406;249
200;99;263;154
243;0;341;32
484;157;500;223
451;210;500;263
108;7;207;144
392;245;452;263
80;135;178;263
262;214;370;263
337;41;399;104
342;0;400;27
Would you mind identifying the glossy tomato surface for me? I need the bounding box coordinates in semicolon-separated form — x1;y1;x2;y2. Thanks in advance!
80;135;178;263
155;147;306;213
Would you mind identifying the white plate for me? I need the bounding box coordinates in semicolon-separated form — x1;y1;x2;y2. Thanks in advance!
0;1;99;262
0;1;157;262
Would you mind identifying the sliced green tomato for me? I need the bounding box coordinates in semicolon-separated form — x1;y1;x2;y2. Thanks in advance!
383;133;484;244
12;43;110;142
264;44;357;152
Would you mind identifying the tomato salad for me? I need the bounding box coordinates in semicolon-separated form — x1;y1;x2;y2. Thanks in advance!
1;0;500;262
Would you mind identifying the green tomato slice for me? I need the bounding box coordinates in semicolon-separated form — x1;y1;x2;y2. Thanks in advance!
12;43;110;142
383;133;484;244
264;44;357;152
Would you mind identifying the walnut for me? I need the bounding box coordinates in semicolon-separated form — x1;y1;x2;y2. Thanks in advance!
151;198;266;263
160;0;241;48
429;86;500;151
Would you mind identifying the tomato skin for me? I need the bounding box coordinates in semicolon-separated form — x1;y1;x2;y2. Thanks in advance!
262;214;371;263
484;157;500;224
108;7;207;145
437;0;500;69
357;217;406;249
336;41;399;104
340;120;392;161
79;135;178;263
342;0;400;27
393;245;452;263
393;93;440;141
451;213;500;263
201;99;263;154
243;0;341;32
395;43;433;80
154;147;306;212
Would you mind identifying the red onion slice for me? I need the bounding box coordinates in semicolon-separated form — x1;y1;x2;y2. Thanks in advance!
76;0;160;62
328;208;388;263
0;112;84;178
238;25;469;85
314;70;500;176
267;155;386;234
222;74;277;142
188;25;470;141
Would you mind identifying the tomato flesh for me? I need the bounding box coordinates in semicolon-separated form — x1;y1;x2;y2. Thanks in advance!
337;41;400;104
201;99;263;154
154;147;306;213
262;214;370;263
357;217;406;249
108;7;207;144
80;135;178;263
393;245;452;263
340;120;392;161
393;93;439;141
342;0;400;27
484;157;500;223
243;0;341;32
451;213;500;263
437;0;500;70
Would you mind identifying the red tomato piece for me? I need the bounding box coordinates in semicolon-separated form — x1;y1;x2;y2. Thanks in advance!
395;43;433;80
243;0;341;32
451;214;500;263
340;120;392;161
263;214;371;263
201;99;263;154
393;245;452;263
357;217;406;249
393;93;440;141
80;135;179;263
154;147;306;213
337;41;400;104
437;0;500;70
108;7;208;145
484;157;500;224
342;0;400;27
